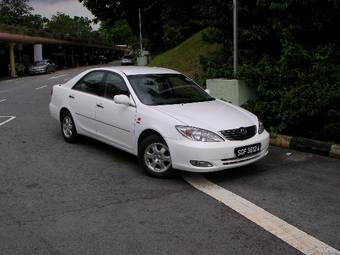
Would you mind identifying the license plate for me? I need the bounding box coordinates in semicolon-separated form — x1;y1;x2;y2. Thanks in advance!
234;143;261;158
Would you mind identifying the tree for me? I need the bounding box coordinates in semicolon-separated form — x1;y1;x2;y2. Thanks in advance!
0;0;33;25
23;14;49;31
200;0;340;142
79;0;204;51
45;13;93;40
100;20;136;46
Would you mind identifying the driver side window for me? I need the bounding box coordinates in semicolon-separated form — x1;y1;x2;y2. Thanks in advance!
73;71;105;96
104;72;129;99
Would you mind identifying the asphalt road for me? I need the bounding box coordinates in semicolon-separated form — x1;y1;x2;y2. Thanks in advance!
0;65;339;255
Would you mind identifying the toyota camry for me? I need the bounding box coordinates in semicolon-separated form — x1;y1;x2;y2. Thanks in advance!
49;66;269;177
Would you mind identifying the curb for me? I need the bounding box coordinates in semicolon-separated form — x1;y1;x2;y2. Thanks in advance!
270;134;340;159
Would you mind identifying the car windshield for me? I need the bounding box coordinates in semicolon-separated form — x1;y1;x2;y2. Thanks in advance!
34;61;47;66
127;74;215;105
123;56;132;59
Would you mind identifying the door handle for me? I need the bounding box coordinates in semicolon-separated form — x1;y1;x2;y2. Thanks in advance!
69;94;75;99
96;103;104;109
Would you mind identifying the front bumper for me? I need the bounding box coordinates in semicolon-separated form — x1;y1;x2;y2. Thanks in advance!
29;69;46;74
167;131;270;172
49;103;59;121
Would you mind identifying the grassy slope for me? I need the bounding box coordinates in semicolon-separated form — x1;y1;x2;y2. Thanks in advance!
148;30;221;79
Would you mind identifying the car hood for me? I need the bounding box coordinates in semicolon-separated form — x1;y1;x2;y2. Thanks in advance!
151;99;258;132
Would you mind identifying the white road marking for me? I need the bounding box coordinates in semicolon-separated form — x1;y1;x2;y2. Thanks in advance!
2;80;13;84
48;74;68;80
182;174;340;255
0;99;7;103
0;116;16;127
0;90;9;93
35;85;48;90
14;78;24;83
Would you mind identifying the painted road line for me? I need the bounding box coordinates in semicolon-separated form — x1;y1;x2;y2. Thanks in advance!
35;85;48;90
14;78;24;83
48;74;68;80
0;99;7;103
182;174;340;255
0;116;16;127
2;80;13;84
0;90;9;93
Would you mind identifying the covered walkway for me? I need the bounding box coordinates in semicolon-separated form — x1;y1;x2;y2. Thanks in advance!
0;32;125;78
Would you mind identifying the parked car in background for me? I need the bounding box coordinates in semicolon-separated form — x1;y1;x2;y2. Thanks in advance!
121;55;133;65
96;55;110;64
29;60;56;74
49;66;269;178
8;63;26;75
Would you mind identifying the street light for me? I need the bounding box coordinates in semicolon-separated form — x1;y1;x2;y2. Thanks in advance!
233;0;238;78
138;8;143;57
138;1;158;57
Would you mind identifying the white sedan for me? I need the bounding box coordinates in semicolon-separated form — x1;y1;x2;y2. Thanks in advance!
49;66;269;177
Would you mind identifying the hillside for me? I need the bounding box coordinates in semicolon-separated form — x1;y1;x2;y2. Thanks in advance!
148;30;221;79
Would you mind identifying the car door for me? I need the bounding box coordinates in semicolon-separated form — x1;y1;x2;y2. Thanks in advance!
95;71;136;151
69;71;105;135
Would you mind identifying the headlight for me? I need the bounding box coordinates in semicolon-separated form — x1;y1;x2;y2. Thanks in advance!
176;126;224;142
258;120;264;134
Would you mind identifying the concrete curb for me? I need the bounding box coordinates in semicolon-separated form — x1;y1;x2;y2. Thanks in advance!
270;134;340;159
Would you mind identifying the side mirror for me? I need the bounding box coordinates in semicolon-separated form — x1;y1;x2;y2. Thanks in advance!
113;94;135;107
205;89;210;95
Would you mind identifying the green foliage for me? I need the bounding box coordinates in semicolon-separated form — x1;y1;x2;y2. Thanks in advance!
160;1;202;49
80;0;162;51
201;0;340;142
100;20;137;46
0;0;49;36
0;0;109;45
149;30;221;82
0;0;32;25
45;13;92;40
79;0;204;51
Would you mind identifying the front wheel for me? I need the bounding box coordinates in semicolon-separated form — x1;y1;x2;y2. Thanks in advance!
138;135;174;178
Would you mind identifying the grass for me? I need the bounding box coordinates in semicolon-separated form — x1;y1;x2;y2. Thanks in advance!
148;29;221;80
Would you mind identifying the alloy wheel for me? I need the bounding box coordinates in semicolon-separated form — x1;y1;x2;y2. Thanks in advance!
62;116;73;138
144;142;171;173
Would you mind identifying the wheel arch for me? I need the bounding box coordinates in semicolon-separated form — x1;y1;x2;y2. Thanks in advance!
137;129;166;151
59;107;71;121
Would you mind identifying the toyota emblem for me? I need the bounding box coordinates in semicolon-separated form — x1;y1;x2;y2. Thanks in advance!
240;128;247;135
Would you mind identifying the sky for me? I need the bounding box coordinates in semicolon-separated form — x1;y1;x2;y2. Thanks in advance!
28;0;100;30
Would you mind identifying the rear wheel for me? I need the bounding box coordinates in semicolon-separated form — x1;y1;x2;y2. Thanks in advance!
61;111;78;143
138;135;174;178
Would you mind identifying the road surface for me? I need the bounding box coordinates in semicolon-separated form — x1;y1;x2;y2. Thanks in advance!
0;65;339;255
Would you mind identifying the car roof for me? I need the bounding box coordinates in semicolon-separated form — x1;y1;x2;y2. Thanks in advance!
101;66;180;76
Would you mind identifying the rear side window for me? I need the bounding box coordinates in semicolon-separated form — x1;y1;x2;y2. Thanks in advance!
73;71;105;96
104;72;129;99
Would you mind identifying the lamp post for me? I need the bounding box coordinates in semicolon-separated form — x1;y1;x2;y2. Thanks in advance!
233;0;238;78
138;1;158;58
138;8;143;57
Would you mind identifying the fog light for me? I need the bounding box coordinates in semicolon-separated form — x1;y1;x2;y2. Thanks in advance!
190;160;213;167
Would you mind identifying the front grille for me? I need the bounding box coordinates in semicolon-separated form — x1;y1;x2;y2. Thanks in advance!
220;125;256;141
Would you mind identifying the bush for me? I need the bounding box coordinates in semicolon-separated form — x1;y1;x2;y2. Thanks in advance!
240;42;340;142
201;40;340;142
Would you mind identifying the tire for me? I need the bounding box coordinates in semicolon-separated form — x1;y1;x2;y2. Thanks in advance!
138;134;174;178
60;111;78;143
